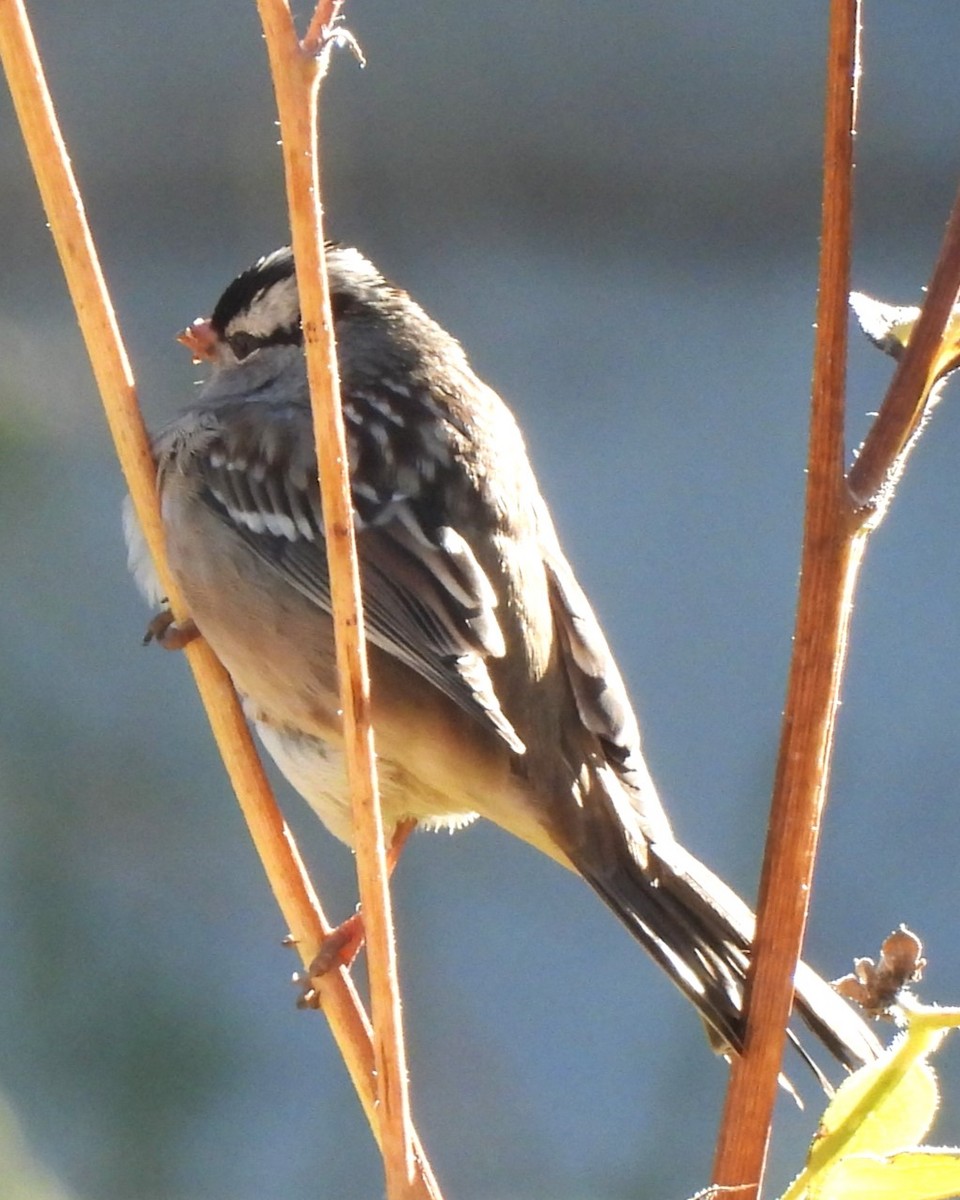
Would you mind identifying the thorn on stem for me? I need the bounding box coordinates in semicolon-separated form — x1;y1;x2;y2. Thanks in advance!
301;3;365;68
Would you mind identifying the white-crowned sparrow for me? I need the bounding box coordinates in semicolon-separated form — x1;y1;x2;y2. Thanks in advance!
125;245;880;1080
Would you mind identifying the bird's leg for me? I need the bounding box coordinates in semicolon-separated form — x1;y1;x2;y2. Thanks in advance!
143;608;200;651
297;818;417;1005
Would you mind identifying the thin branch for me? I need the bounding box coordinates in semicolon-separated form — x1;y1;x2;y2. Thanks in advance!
712;1;862;1192
256;2;418;1197
0;0;359;1124
848;182;960;509
713;6;960;1194
0;2;439;1197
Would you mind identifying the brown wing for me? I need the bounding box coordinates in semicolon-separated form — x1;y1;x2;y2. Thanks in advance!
176;395;525;754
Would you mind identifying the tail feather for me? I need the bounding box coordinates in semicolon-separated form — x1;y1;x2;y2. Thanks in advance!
569;826;881;1087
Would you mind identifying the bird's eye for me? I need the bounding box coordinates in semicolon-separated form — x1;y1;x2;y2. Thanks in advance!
228;331;262;361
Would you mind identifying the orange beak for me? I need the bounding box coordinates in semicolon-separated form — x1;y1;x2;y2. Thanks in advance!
176;317;219;363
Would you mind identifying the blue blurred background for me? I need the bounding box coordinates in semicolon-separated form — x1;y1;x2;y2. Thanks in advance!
2;3;960;1198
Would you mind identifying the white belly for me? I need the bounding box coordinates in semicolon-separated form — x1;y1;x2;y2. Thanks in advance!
251;714;479;847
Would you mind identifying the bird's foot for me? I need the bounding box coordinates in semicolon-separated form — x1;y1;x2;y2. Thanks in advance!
143;609;199;651
291;820;417;1007
295;912;366;1009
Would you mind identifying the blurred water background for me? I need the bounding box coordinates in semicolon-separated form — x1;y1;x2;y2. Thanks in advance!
2;4;960;1198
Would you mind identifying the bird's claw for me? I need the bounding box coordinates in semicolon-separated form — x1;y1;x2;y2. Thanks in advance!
293;912;366;1009
143;610;199;651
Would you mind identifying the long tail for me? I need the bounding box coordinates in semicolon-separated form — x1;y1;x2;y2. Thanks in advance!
569;821;881;1085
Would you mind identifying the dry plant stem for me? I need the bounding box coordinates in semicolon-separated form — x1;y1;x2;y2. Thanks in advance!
0;0;371;1124
256;2;418;1197
848;182;960;509
715;10;960;1195
712;0;861;1192
0;4;441;1197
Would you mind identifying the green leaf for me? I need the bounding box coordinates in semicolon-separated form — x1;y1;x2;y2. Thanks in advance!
780;1006;960;1200
815;1042;940;1157
850;292;924;358
850;291;960;379
815;1149;960;1200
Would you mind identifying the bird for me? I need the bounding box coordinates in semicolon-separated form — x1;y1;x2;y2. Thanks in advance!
125;244;880;1083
